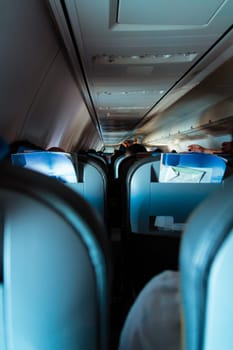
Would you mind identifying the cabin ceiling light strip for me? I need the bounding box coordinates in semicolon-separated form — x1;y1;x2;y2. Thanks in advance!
92;52;198;64
97;90;164;96
98;106;150;110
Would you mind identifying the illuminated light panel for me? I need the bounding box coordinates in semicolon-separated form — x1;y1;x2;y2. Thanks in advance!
96;89;163;96
98;106;151;110
92;52;198;64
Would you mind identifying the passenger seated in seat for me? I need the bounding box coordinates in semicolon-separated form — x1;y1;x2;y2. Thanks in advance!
119;140;131;153
125;143;147;155
118;270;180;350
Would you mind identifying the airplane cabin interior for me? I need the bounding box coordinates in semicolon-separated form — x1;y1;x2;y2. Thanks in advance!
1;1;233;349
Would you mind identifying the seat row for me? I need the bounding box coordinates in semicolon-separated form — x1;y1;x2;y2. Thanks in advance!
10;150;231;238
0;162;232;349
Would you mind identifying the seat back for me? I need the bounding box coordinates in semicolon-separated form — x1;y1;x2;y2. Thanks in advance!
159;152;227;183
125;154;224;236
180;176;233;350
122;156;161;234
114;154;127;179
70;154;108;224
11;151;108;224
87;152;109;173
0;164;111;350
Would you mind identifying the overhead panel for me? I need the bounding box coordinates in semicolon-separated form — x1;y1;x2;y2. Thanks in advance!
118;0;226;26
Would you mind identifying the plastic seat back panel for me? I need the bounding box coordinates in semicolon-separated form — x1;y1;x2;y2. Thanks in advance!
130;181;222;235
2;190;98;349
180;177;233;350
0;165;110;350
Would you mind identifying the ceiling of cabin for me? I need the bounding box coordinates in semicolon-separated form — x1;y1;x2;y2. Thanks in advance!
49;0;233;146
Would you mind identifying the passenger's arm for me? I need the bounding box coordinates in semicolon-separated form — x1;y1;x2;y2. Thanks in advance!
187;144;221;154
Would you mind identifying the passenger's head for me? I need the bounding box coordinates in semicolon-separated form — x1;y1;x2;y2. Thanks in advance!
119;270;180;350
152;147;163;154
47;147;65;152
119;140;131;152
125;143;147;155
